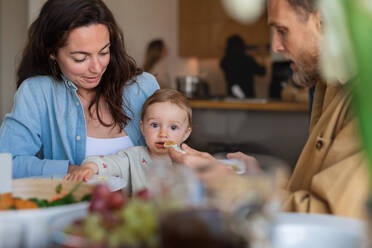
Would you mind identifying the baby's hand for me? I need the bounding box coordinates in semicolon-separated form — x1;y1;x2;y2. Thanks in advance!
64;163;98;182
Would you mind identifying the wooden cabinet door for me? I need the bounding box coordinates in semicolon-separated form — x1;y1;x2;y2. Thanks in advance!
179;0;270;58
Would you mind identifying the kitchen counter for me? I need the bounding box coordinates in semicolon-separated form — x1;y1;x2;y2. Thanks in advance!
188;99;309;112
188;98;310;167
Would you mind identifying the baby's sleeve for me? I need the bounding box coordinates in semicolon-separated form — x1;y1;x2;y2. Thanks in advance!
82;151;130;179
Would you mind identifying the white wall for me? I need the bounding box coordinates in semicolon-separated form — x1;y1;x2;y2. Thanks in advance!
28;0;46;25
0;0;28;120
104;0;198;88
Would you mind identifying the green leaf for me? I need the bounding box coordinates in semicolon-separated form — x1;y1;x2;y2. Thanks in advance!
55;184;62;194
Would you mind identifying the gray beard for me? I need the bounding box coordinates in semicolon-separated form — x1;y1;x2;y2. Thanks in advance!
292;70;318;88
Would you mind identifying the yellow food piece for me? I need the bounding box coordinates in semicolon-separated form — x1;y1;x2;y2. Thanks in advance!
227;164;240;172
164;141;177;147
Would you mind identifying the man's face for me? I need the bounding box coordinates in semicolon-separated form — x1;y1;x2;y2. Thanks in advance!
268;0;322;87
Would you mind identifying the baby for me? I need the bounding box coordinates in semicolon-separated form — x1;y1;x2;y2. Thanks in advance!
64;89;192;194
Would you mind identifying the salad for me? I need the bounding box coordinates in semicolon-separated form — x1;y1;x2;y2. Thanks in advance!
0;182;91;210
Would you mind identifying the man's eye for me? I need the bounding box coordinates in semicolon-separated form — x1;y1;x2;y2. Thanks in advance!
170;125;178;130
151;123;159;128
277;28;286;35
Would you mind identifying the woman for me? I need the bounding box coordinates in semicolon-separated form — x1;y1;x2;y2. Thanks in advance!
143;39;170;89
0;0;159;178
220;35;265;98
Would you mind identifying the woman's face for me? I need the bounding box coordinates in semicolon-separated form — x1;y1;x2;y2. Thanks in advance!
52;24;111;94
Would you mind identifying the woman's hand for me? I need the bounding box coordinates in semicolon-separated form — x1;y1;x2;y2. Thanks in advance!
64;163;98;182
227;152;261;173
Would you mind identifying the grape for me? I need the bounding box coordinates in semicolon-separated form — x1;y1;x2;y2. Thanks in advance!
101;211;120;228
70;185;160;248
107;191;126;210
83;214;106;243
135;188;150;201
89;198;107;213
92;184;111;199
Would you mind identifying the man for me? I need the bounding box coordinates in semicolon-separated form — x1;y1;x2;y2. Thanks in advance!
170;0;369;219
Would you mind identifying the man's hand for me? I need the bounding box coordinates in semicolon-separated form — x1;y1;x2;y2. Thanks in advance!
168;143;215;169
64;163;98;182
168;143;233;182
227;152;261;173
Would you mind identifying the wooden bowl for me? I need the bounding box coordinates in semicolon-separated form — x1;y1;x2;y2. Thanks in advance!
12;178;92;201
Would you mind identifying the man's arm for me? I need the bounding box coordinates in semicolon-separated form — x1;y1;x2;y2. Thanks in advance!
282;152;369;219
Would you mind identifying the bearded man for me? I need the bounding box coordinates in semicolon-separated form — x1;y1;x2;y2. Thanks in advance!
170;0;369;219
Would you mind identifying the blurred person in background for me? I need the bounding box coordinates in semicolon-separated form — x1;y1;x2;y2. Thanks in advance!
143;39;171;89
170;0;369;219
220;34;266;98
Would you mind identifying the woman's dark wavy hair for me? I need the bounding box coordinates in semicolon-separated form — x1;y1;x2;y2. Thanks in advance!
17;0;142;130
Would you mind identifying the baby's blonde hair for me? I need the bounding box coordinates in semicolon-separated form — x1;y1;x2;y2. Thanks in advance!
141;89;192;127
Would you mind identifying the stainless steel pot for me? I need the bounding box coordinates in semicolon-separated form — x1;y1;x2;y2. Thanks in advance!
176;76;209;99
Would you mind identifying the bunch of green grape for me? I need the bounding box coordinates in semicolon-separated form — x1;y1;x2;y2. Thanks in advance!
66;185;159;248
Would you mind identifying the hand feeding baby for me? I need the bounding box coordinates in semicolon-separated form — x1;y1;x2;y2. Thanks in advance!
164;140;186;154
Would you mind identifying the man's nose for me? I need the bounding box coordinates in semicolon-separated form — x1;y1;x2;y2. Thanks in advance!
271;32;285;53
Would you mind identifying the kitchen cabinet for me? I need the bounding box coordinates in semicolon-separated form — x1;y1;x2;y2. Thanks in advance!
179;0;270;58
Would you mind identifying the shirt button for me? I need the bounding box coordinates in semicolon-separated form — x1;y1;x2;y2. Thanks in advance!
315;140;323;150
76;136;81;141
76;101;80;106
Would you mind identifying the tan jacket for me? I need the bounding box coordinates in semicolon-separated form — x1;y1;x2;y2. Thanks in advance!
282;81;370;219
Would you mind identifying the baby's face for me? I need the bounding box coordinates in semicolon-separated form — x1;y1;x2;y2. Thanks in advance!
141;102;191;158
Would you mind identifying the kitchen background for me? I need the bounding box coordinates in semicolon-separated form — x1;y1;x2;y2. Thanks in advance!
0;0;308;168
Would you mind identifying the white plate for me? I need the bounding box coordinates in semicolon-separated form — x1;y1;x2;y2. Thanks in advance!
0;202;88;248
43;175;127;192
49;208;88;247
0;178;92;248
86;175;127;191
271;213;367;248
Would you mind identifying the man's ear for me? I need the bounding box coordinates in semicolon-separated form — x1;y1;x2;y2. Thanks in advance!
182;127;192;142
50;53;56;60
314;10;323;32
140;120;144;135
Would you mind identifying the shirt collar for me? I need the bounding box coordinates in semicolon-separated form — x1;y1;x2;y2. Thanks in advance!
61;74;77;90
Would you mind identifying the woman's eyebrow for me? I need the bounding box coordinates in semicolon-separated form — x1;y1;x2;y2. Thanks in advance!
70;43;110;55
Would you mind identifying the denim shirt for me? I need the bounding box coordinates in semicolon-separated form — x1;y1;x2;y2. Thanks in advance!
0;72;159;178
